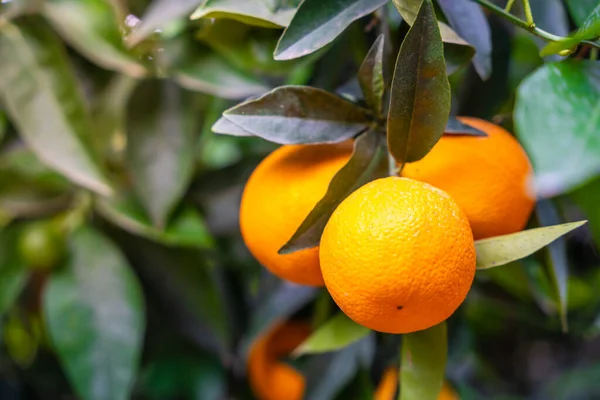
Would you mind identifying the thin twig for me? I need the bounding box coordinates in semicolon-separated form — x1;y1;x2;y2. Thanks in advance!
504;0;516;12
521;0;535;27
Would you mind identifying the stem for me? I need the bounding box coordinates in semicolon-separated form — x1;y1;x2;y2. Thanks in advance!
521;0;535;27
504;0;516;12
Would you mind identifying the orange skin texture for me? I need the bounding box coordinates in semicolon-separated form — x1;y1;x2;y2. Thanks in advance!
374;367;459;400
247;321;311;400
402;117;535;240
320;177;476;334
240;143;353;286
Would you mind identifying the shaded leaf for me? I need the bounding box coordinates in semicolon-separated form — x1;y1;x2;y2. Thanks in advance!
387;0;450;165
444;117;487;137
3;311;40;368
43;0;146;77
223;86;371;145
279;129;386;253
0;21;112;196
571;177;600;244
44;227;145;400
96;192;214;249
0;111;6;145
536;200;569;332
566;0;598;26
437;0;492;80
274;0;389;60
293;313;370;356
0;226;29;316
400;322;447;400
358;35;385;116
212;116;253;137
126;0;205;47
126;80;197;228
541;4;600;56
191;0;298;28
515;61;600;197
475;221;587;270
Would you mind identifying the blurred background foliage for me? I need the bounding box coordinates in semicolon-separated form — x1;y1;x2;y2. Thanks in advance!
0;0;600;399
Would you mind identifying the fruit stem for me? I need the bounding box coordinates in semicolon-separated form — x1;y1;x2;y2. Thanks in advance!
504;0;515;12
521;0;535;27
473;0;600;50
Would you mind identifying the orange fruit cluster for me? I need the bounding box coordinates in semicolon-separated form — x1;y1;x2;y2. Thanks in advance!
240;117;534;334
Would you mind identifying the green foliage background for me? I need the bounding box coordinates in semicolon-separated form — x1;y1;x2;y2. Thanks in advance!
0;0;600;399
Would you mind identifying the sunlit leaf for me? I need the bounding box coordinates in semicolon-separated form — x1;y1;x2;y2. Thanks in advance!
0;21;112;196
191;0;298;28
541;4;600;56
387;0;450;165
279;129;387;253
358;35;385;116
515;61;600;197
293;313;370;356
223;86;371;145
274;0;389;60
475;221;587;270
44;226;145;400
400;322;447;400
43;0;146;77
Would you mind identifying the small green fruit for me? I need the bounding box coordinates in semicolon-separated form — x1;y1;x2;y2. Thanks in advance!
18;221;65;270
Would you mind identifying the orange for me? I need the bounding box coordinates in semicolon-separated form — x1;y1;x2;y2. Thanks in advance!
320;177;476;334
247;321;311;400
402;117;535;239
374;367;459;400
240;143;353;286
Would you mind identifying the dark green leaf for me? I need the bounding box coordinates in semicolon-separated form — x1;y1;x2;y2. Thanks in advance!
212;116;253;136
96;191;215;249
541;4;600;56
536;200;569;332
172;47;269;99
3;310;39;368
279;129;386;253
191;0;297;28
358;35;385;116
44;226;145;400
0;111;6;145
274;0;389;60
571;178;600;244
437;0;492;80
43;0;146;77
223;86;371;144
444;117;487;137
566;0;599;26
293;313;370;356
126;80;197;228
0;226;29;316
475;221;587;270
0;21;112;196
387;0;450;165
400;322;447;400
515;61;600;196
126;0;205;47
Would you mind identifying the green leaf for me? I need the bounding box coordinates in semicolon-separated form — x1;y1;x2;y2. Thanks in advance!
223;86;371;144
0;21;112;196
126;0;205;47
3;310;39;368
541;4;600;56
0;226;29;316
43;0;146;77
293;313;370;356
44;226;145;400
279;129;387;254
566;0;599;26
0;111;6;145
400;322;447;400
172;46;269;99
475;221;587;270
444;117;487;137
387;0;450;165
571;178;600;244
212;116;253;137
96;191;214;249
358;35;385;116
191;0;298;28
515;61;600;197
274;0;389;60
126;80;197;228
437;0;491;80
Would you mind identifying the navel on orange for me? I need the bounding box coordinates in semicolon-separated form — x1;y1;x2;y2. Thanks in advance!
320;177;476;334
403;117;535;239
240;143;352;286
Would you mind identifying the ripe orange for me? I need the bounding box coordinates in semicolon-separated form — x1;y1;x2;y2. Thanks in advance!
320;177;476;334
247;321;311;400
374;367;459;400
240;143;353;286
402;117;535;239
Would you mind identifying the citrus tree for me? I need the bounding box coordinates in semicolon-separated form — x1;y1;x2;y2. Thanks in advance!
0;0;599;399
